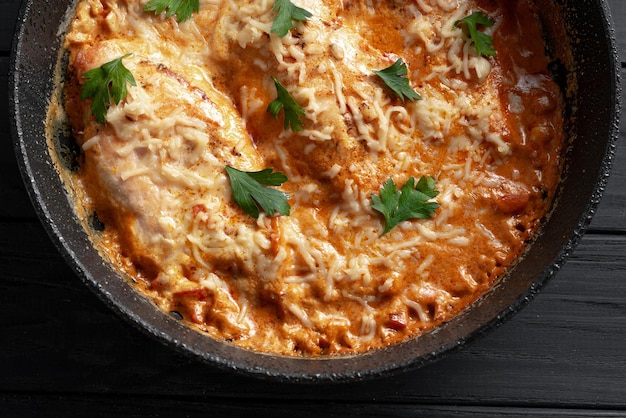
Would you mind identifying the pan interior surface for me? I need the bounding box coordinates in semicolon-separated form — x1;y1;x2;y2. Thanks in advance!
9;0;620;382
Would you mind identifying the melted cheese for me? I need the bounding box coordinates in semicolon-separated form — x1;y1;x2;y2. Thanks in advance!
62;0;565;356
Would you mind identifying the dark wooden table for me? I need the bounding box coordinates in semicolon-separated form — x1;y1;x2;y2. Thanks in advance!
2;1;626;416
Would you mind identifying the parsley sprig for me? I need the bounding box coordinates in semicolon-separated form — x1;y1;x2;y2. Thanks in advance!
373;58;421;102
80;54;136;125
371;176;440;235
267;76;305;132
455;11;497;57
143;0;200;23
225;166;291;219
271;0;312;38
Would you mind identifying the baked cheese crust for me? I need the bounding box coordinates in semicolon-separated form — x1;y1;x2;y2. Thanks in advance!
61;0;565;355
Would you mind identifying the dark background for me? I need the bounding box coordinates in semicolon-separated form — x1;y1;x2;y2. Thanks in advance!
2;0;626;416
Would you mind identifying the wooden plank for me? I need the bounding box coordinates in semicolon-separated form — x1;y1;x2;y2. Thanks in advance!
1;220;625;407
608;0;626;62
3;394;626;418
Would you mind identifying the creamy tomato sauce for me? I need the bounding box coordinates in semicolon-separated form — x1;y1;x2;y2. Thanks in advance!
62;0;564;355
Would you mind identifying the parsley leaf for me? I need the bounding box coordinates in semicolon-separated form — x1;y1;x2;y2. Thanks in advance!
267;76;305;132
371;176;440;235
455;11;497;57
143;0;200;23
373;58;421;102
225;166;291;219
271;0;312;38
80;54;136;125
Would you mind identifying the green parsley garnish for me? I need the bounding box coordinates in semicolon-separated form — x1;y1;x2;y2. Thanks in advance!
371;176;440;235
373;58;421;102
80;54;136;125
271;0;312;38
454;11;497;57
143;0;200;23
267;76;305;132
225;166;291;219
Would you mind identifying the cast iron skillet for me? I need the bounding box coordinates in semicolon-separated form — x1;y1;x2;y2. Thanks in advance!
10;0;621;383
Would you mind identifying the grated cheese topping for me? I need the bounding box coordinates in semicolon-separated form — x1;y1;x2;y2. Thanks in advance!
62;0;565;355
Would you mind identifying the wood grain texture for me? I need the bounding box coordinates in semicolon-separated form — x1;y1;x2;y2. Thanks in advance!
3;394;626;418
1;0;626;416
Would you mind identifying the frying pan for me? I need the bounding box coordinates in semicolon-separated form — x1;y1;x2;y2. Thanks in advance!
10;0;621;382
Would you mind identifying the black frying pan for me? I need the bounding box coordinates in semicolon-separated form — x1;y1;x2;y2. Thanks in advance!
9;0;621;382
